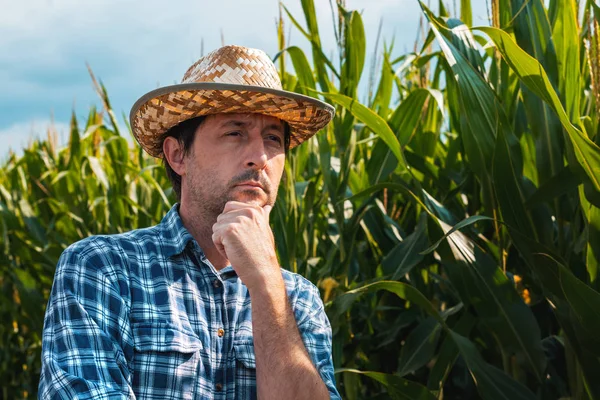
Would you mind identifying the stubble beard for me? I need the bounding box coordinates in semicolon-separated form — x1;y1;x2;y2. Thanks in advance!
187;167;276;221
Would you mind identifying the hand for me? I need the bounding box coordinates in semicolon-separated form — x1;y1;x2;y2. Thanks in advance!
211;201;281;290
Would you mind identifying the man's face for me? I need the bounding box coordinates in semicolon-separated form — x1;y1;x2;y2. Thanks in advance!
181;113;286;217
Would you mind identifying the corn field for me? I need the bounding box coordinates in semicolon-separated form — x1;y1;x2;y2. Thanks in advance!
2;0;600;398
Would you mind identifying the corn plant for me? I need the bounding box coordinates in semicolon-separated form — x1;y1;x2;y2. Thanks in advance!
272;0;600;398
0;83;174;397
1;0;600;399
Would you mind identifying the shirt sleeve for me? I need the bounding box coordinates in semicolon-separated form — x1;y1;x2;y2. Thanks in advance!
294;277;341;400
39;237;135;399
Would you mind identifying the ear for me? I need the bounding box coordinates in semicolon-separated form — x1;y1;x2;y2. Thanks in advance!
162;137;187;176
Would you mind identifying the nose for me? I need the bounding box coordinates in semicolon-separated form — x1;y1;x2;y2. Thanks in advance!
244;135;268;170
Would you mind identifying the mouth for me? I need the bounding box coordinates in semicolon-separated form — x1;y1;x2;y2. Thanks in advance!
234;181;264;190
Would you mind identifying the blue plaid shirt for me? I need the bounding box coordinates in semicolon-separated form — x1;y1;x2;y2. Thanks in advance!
39;204;340;399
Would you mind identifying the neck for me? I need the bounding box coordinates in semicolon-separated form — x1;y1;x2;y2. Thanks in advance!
178;201;229;270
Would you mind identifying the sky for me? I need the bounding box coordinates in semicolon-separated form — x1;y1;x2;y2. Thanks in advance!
0;0;490;159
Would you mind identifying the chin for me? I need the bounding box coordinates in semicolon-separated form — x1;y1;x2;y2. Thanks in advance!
230;190;268;206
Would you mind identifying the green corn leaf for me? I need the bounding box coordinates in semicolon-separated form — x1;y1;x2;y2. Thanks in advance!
67;111;81;169
367;88;432;184
280;4;339;90
395;89;441;147
553;259;600;356
531;252;600;358
371;50;394;117
446;17;484;73
421;215;494;255
299;0;335;91
553;298;600;398
0;182;14;209
87;156;109;190
397;317;442;377
360;200;402;256
419;179;547;382
382;212;429;280
327;280;444;324
19;199;47;246
460;0;472;26
550;0;580;122
438;0;448;17
442;251;547;382
492;121;539;241
510;0;558;82
449;332;537;400
477;26;600;199
510;0;564;193
427;213;547;382
525;166;581;208
422;4;513;214
336;369;437;400
342;8;366;96
581;189;600;284
321;92;407;174
274;46;316;94
427;311;476;392
329;280;538;399
492;148;600;393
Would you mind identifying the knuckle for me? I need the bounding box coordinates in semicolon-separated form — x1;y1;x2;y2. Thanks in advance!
224;224;238;234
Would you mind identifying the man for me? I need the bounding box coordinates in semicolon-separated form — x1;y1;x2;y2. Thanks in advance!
39;45;340;399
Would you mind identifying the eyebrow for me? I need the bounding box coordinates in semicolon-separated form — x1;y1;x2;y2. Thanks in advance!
220;120;247;128
263;123;285;135
220;120;284;134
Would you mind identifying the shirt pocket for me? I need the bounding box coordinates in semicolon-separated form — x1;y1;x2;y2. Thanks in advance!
131;322;203;399
233;340;256;369
132;322;203;353
233;340;257;398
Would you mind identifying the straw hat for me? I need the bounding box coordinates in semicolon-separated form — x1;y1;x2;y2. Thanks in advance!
130;45;335;158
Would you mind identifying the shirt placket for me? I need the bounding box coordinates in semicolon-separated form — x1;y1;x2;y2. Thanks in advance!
195;252;230;399
211;274;228;399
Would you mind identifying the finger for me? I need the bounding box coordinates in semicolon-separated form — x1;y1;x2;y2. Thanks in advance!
217;209;255;224
211;229;222;248
223;200;261;213
216;210;242;223
211;228;228;258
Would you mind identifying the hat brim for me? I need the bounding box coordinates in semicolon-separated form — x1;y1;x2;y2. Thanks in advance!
129;82;334;158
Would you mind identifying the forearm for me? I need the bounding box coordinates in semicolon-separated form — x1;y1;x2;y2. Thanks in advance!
250;276;330;400
212;201;332;398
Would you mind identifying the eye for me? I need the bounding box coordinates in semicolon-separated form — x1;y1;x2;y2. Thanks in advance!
225;131;243;137
266;134;283;145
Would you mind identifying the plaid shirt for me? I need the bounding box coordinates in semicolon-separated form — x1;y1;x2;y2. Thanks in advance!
39;204;340;399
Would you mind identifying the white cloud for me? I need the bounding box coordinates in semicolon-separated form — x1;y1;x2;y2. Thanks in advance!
0;119;70;159
0;0;428;90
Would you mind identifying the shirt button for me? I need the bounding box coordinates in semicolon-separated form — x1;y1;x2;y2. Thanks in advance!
213;279;221;288
215;383;223;392
217;328;224;337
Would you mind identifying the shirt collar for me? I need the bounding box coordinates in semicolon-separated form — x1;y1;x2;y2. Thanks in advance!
159;203;238;278
159;203;197;258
